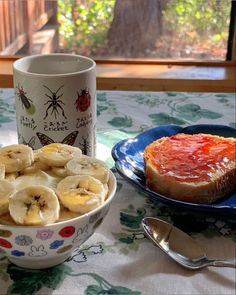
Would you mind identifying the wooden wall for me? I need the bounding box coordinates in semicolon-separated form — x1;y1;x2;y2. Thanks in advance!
0;0;58;55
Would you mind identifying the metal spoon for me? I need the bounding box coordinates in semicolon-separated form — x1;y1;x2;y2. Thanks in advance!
142;217;236;270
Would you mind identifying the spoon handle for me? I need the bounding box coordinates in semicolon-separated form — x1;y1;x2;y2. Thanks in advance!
209;260;236;268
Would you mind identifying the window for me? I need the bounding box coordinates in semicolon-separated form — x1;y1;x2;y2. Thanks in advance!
0;0;235;61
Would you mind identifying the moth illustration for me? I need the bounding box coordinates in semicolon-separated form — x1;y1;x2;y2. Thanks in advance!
36;131;78;146
21;136;36;149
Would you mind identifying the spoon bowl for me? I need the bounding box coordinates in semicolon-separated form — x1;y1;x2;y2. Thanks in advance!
142;217;236;270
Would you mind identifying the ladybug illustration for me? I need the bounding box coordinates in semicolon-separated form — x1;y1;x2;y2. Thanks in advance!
75;89;91;112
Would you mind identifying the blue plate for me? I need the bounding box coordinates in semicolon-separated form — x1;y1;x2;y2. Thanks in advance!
112;124;236;214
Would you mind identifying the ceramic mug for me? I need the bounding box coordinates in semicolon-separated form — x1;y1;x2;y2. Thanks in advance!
13;54;96;156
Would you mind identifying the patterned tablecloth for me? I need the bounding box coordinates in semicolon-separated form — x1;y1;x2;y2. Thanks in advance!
0;88;235;295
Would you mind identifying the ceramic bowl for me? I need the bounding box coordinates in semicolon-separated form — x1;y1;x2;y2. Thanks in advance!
0;171;117;269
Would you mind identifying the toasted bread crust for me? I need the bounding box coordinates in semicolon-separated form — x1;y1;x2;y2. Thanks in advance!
144;134;236;204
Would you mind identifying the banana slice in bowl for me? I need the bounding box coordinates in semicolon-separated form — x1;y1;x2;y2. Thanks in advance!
9;185;60;225
0;179;15;215
56;175;106;214
50;166;68;178
0;144;34;173
5;172;19;182
21;150;50;174
13;170;59;192
38;143;82;167
65;156;109;183
0;164;5;179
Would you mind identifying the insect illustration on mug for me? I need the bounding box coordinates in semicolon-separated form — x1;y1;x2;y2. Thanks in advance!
75;89;91;112
43;85;67;120
37;131;78;146
21;136;36;149
79;135;91;155
15;84;35;115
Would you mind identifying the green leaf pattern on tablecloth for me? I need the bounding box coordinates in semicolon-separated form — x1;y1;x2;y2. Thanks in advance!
5;263;140;295
6;264;71;295
149;112;186;125
0;90;15;126
97;105;108;116
96;91;234;132
229;122;236;128
97;92;107;102
0;257;8;282
175;103;222;121
108;115;133;128
120;207;146;229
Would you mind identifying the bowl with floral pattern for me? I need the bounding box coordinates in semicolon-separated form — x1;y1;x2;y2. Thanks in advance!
0;171;117;269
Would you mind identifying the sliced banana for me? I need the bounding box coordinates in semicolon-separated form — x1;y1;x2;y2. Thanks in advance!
50;166;68;178
0;164;5;179
9;185;60;225
103;183;109;200
58;204;81;222
0;179;15;215
0;212;16;225
0;143;112;226
5;172;19;182
13;170;59;192
38;143;82;167
21;150;50;174
0;144;34;173
65;156;109;183
56;175;106;214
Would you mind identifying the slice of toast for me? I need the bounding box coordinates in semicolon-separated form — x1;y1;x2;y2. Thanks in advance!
143;133;236;204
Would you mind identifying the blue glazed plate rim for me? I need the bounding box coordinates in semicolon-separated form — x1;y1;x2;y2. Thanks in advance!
111;124;236;214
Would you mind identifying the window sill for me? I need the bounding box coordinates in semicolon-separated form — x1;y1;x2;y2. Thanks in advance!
0;56;235;92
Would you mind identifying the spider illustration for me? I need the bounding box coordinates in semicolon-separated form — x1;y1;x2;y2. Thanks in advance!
43;85;67;120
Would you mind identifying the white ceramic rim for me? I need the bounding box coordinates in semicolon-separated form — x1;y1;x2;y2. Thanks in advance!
0;170;117;229
13;53;96;77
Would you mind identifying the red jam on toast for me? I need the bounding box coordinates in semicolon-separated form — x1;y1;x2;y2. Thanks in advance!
144;133;236;182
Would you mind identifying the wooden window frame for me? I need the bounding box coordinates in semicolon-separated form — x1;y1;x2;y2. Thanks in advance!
0;57;235;92
227;0;236;60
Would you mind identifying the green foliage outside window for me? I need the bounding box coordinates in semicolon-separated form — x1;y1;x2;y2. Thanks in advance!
58;0;115;55
163;0;231;58
58;0;231;59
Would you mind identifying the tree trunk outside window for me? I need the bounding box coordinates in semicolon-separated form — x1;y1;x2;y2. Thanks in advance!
107;0;165;57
